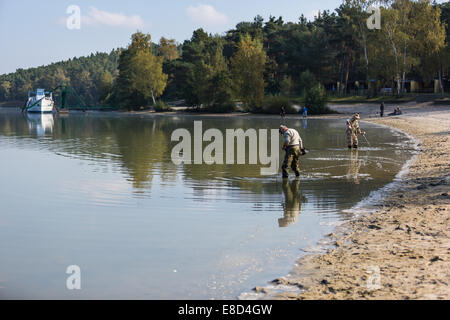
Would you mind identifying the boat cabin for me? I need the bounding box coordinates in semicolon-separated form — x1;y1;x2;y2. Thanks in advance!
28;89;53;100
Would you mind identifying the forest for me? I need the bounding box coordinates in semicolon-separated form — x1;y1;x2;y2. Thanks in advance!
0;0;449;113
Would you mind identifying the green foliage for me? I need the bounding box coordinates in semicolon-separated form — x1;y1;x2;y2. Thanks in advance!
304;84;332;114
175;31;233;108
204;102;236;113
248;95;294;114
0;50;120;104
231;34;266;108
157;37;179;61
259;95;295;114
298;70;317;94
153;100;172;112
113;32;168;110
98;71;113;102
194;38;233;107
280;76;294;96
0;81;11;100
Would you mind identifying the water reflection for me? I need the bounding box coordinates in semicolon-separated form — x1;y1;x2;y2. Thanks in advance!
279;179;306;227
113;119;171;190
346;150;361;184
0;110;414;207
26;113;54;136
302;118;308;129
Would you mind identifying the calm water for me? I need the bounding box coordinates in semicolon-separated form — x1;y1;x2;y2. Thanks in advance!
0;109;414;299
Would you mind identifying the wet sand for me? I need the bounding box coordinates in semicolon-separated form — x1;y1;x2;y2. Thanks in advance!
267;103;450;300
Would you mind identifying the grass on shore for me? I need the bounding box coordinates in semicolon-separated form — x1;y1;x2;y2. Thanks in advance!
327;93;450;104
329;95;413;103
291;94;416;105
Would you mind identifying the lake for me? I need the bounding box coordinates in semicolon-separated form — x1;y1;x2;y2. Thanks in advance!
0;109;415;299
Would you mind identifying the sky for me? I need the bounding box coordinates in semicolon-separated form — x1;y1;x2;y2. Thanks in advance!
0;0;447;74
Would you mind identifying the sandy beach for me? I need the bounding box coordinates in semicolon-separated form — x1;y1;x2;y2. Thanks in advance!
263;102;450;300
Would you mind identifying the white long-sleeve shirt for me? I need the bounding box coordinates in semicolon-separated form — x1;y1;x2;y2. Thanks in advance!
283;128;303;149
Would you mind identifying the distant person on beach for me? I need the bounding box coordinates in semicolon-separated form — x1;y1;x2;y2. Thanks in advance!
279;125;306;178
346;113;365;149
280;106;286;119
302;106;308;118
388;107;402;116
380;102;385;117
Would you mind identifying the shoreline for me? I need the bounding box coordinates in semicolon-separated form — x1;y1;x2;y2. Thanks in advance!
3;100;448;119
264;104;450;300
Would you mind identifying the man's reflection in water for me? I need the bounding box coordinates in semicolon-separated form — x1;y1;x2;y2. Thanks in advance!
347;149;361;184
279;179;306;228
302;118;308;129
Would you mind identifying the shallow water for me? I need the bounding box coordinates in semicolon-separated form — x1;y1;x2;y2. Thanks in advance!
0;109;415;299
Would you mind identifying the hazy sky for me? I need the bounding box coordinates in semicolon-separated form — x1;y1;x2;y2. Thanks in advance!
0;0;447;74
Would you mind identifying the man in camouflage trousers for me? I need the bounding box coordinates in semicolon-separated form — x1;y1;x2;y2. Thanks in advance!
346;113;365;149
279;125;306;178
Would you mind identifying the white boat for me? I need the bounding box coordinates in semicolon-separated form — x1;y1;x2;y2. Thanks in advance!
25;89;54;113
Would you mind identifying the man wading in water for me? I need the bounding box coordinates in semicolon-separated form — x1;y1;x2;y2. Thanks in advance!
346;113;365;149
279;125;306;178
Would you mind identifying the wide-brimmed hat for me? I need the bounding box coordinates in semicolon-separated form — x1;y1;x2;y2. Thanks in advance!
279;125;288;133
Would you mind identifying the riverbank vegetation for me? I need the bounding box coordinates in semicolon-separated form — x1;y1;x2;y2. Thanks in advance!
0;0;449;113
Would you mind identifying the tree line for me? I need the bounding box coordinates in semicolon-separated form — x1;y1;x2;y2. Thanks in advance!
1;0;449;112
0;50;121;106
